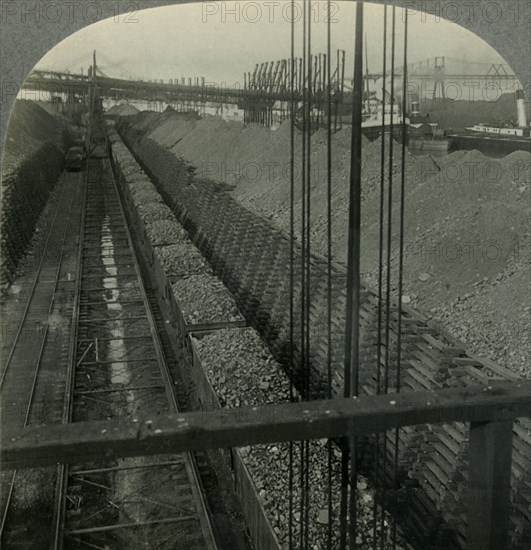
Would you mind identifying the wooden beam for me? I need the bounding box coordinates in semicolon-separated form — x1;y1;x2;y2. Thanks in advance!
1;383;529;470
466;420;513;550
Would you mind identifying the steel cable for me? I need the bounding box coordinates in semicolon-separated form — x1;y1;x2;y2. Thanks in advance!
288;1;296;548
392;11;409;548
326;0;334;547
373;4;388;547
380;8;396;547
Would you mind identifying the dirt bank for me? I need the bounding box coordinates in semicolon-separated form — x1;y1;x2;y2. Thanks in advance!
1;100;75;287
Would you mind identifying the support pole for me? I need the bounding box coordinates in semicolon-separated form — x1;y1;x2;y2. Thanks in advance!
344;2;364;399
466;420;513;550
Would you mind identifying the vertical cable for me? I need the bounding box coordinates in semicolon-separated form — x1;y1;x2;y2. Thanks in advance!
392;10;408;548
381;6;396;548
304;3;313;547
373;6;388;547
344;1;364;408
288;2;295;548
299;2;308;546
349;3;364;546
340;2;364;548
326;1;333;547
335;50;340;132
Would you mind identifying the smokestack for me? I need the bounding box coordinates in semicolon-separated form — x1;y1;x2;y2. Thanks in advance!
516;89;527;128
411;100;420;116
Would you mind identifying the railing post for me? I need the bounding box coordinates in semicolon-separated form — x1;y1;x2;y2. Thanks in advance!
466;420;513;550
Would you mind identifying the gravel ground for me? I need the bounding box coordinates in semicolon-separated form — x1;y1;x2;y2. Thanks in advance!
172;273;243;325
194;328;405;549
154;243;211;277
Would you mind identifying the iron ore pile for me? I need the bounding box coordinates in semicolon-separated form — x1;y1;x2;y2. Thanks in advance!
193;328;403;549
132;110;530;380
106;103;141;117
109;129;211;281
129;182;164;204
136;202;175;223
145;219;189;246
172;273;243;325
115;110;531;549
154;243;211;277
107;121;404;549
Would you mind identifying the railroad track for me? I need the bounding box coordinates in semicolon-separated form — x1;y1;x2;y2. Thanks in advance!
1;118;218;549
50;148;218;550
0;170;83;547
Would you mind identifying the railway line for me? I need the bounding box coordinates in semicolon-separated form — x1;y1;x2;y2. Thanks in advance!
1;121;218;550
54;148;217;549
0;169;83;547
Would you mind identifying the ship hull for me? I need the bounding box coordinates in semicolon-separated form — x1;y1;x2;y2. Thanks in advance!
448;134;531;156
409;139;450;154
361;124;406;141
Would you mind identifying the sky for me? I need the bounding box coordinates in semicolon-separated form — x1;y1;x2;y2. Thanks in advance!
34;1;509;87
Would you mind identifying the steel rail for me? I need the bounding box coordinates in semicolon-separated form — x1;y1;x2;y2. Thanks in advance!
50;164;88;550
0;178;71;391
50;122;218;549
111;154;219;550
0;173;80;541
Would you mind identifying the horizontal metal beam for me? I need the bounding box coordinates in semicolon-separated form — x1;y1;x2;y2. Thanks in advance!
364;73;518;80
24;73;519;109
1;382;529;470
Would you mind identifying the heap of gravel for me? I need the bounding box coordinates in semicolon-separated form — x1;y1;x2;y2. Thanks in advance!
193;328;404;549
1;101;69;287
129;181;157;195
137;112;531;380
112;134;168;207
428;233;531;378
154;243;211;277
111;123;406;548
145;220;190;247
136;202;176;225
2;100;68;167
110;125;213;280
112;145;143;172
172;273;243;325
193;328;289;406
106;103;141;116
116;158;141;176
127;174;153;184
129;186;164;206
